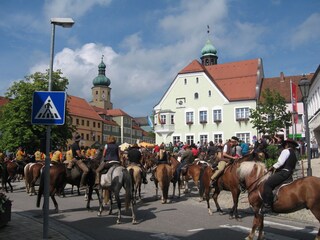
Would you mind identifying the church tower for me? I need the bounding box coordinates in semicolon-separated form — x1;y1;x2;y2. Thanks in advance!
200;26;218;66
90;56;113;110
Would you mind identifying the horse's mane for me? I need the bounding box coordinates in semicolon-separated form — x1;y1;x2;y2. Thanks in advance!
237;161;266;182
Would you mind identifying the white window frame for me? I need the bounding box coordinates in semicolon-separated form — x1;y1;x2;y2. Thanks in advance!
235;107;250;121
199;110;207;123
213;109;222;122
186;111;194;124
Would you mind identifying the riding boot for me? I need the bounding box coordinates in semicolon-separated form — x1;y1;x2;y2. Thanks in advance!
141;171;148;184
79;172;87;190
150;168;156;181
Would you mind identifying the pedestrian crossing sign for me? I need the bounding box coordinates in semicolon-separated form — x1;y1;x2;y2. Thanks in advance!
31;91;66;125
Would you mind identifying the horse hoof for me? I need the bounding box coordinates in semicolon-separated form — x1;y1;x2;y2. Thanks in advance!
116;220;121;224
132;220;138;225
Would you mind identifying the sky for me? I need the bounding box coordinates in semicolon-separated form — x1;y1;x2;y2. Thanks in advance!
1;0;319;117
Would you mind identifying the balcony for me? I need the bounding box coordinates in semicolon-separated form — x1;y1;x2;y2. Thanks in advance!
154;123;175;135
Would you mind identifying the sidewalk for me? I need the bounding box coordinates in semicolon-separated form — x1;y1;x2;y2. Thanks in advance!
1;158;320;239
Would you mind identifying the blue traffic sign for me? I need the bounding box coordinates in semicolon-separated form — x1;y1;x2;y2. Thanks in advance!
31;91;66;125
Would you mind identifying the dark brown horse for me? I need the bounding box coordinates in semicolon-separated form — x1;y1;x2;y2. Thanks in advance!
1;161;17;192
245;167;320;240
154;163;173;204
36;163;66;212
168;155;181;199
24;162;44;196
199;153;259;219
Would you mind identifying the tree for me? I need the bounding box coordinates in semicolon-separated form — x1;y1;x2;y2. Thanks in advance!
250;88;292;136
0;70;75;153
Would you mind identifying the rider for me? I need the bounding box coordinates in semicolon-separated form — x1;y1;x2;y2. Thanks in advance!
127;143;148;184
150;144;168;181
51;146;63;163
16;146;25;161
67;133;89;190
64;144;73;164
34;148;45;161
206;141;218;163
261;138;298;214
210;136;240;187
176;144;194;179
94;135;120;189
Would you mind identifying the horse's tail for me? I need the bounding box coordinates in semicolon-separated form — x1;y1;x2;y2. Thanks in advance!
123;169;133;211
36;167;45;208
199;165;207;198
162;166;170;201
128;168;135;194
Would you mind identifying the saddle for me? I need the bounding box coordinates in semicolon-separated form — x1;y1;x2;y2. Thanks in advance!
272;177;294;203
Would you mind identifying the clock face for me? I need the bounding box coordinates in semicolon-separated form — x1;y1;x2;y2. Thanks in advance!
178;100;183;105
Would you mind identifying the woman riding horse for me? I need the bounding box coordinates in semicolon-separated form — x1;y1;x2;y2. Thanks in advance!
127;143;148;184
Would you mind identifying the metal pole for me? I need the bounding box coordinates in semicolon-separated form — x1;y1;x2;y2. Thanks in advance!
43;23;55;239
304;99;312;176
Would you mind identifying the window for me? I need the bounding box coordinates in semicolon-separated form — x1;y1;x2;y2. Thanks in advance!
93;122;96;128
76;118;79;125
87;121;89;127
186;112;194;124
208;90;211;97
196;77;199;83
200;135;208;146
199;110;207;123
194;93;199;99
160;115;166;124
171;115;174;124
98;123;100;128
214;134;223;144
213;109;222;122
184;78;187;85
186;135;194;145
235;107;250;121
173;136;180;145
81;120;84;125
236;133;250;144
86;134;89;140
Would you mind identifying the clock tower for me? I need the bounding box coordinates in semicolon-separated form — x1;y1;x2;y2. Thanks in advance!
90;56;113;110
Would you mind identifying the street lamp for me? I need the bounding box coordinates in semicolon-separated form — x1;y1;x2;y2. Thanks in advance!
43;17;74;239
298;75;312;176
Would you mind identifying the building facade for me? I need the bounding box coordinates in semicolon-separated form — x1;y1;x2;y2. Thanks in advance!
154;37;263;145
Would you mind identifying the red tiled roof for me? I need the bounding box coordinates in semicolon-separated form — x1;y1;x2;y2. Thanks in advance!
67;95;102;121
179;59;260;101
0;96;10;107
261;73;314;103
107;109;131;117
92;106;119;126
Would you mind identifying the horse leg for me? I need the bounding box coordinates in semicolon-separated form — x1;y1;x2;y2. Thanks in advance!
230;190;241;220
155;180;159;200
245;212;264;240
51;195;59;213
115;193;122;224
212;188;223;215
309;206;320;240
86;187;94;209
184;179;189;194
97;189;104;216
130;199;137;224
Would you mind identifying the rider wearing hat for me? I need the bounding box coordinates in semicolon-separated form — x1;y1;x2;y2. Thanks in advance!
210;136;240;187
261;138;298;214
67;133;89;190
127;143;148;184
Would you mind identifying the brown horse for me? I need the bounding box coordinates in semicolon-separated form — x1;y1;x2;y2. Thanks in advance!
24;162;44;195
245;168;320;240
127;164;142;200
154;163;173;204
168;155;181;199
36;163;66;212
182;160;207;194
199;153;259;219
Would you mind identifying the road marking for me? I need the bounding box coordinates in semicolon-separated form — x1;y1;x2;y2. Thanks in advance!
187;228;204;232
150;233;180;240
264;220;318;234
220;224;297;240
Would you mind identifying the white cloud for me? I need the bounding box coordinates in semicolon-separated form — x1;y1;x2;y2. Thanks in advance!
290;13;320;47
43;0;112;19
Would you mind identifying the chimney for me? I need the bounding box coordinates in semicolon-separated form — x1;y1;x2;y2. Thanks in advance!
280;72;285;82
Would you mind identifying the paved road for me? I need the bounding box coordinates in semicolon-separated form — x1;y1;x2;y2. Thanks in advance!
1;157;320;240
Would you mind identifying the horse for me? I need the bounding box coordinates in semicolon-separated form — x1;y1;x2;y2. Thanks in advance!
199;153;259;219
24;162;44;195
97;163;136;224
127;164;142;200
154;163;173;204
182;160;208;194
36;162;66;212
245;168;320;240
0;161;17;192
168;155;181;199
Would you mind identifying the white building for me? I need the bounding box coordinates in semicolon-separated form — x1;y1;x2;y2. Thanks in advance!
154;38;264;145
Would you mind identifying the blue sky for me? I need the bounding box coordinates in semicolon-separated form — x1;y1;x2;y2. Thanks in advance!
1;0;319;117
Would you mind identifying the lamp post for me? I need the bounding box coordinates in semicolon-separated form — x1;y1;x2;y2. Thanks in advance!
298;75;312;176
43;17;74;239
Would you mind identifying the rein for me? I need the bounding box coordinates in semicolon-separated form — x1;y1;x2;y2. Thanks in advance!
246;170;270;196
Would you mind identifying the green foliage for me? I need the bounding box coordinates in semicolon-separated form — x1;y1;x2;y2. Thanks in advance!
250;88;292;136
266;144;280;160
0;70;75;153
265;158;277;168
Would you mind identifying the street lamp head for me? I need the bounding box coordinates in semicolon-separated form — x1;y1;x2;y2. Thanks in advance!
298;75;310;99
50;18;75;28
